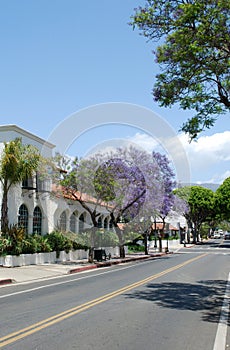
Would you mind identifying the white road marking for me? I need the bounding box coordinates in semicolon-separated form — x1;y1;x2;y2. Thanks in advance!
0;259;159;299
213;272;230;350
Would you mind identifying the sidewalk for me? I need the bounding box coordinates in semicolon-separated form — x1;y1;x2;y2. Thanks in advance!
0;251;168;285
0;241;195;286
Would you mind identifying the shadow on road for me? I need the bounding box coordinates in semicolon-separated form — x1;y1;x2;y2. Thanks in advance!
125;279;229;325
196;239;230;248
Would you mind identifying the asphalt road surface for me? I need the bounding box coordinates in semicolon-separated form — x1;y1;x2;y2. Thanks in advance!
0;240;229;350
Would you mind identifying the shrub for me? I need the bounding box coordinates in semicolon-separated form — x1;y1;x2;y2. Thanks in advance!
21;234;52;254
0;236;11;256
31;234;52;253
1;225;25;255
127;242;145;253
61;231;89;250
72;241;89;251
94;230;118;248
45;231;73;257
22;235;39;254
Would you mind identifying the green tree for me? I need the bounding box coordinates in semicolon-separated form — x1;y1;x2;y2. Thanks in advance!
131;0;230;140
215;177;230;221
173;186;191;227
0;138;40;232
189;186;215;242
175;185;214;242
53;153;108;262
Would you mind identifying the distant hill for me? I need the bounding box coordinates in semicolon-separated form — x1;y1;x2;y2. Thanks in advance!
179;183;220;192
198;183;220;191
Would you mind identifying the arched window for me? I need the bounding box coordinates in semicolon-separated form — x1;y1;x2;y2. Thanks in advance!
109;219;113;229
79;213;85;233
97;216;103;228
70;212;77;233
33;206;42;234
18;204;29;233
104;217;108;229
60;211;67;232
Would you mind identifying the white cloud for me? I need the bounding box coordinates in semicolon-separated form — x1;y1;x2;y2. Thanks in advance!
127;131;230;184
85;136;158;158
180;131;230;161
127;133;159;153
178;131;230;183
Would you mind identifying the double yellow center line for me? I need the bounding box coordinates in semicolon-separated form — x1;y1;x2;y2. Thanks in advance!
0;253;207;348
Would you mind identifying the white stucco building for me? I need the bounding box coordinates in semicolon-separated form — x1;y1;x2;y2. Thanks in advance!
0;125;187;240
0;125;111;235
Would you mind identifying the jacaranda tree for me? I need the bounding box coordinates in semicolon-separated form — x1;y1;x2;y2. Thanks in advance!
94;147;165;257
54;146;176;259
152;151;176;251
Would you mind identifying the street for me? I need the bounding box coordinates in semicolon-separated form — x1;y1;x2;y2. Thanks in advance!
0;240;229;350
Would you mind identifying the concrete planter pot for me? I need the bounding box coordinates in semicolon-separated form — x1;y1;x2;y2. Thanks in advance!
0;248;94;267
0;256;4;266
3;255;13;267
75;249;87;260
57;250;67;262
12;255;24;267
23;253;33;265
28;253;37;265
42;252;55;263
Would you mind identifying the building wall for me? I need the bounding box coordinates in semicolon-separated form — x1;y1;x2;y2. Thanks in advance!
0;125;54;157
0;125;184;236
5;170;111;235
0;124;111;235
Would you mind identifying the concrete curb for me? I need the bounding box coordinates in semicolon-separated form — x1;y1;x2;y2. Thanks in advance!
68;252;168;275
69;264;98;274
0;252;170;284
0;278;14;285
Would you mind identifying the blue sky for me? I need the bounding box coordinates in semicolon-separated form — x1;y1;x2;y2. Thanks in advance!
0;1;229;184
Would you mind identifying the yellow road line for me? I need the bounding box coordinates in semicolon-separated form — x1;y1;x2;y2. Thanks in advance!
0;253;207;348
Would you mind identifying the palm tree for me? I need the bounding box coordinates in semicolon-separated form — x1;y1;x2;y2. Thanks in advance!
0;138;41;232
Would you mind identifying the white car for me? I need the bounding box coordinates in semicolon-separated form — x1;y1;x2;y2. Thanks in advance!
213;232;221;239
218;229;223;236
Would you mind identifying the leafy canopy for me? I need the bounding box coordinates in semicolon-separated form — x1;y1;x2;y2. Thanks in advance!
215;176;230;220
0;138;41;188
174;185;215;227
131;0;230;139
54;146;176;227
0;138;41;232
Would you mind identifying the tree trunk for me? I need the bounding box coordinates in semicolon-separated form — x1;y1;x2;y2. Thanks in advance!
1;184;9;233
115;226;126;258
88;226;97;263
119;245;125;259
159;218;166;253
196;223;202;242
192;224;197;244
158;233;162;252
88;247;94;263
144;232;148;255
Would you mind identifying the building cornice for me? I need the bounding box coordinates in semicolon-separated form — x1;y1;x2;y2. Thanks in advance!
0;124;55;149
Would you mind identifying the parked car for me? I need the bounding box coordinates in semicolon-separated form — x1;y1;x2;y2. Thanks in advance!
213;231;221;239
224;231;230;240
218;229;224;236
